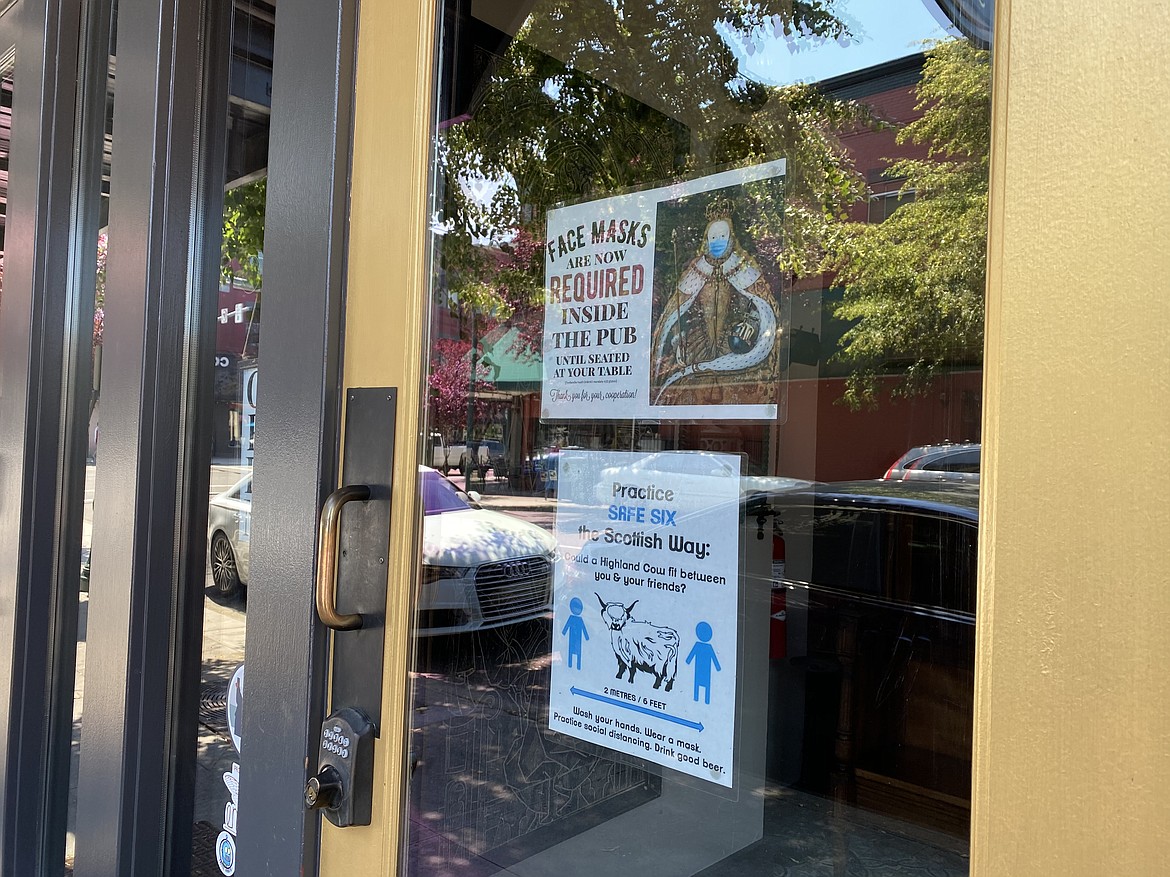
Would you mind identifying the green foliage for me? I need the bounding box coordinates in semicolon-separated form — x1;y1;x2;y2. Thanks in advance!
435;1;881;349
823;38;990;407
222;178;266;289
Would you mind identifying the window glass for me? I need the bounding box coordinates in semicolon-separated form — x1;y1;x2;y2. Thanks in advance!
868;189;916;223
924;449;981;472
422;469;473;514
187;2;275;871
407;0;992;873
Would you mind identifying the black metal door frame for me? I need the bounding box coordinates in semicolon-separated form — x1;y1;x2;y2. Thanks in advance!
0;0;85;873
0;0;358;874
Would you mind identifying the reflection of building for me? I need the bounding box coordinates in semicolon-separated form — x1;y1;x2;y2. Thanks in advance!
213;276;260;459
781;54;983;481
453;49;979;484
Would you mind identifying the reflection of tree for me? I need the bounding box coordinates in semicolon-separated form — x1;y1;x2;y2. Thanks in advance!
221;178;266;289
436;0;878;357
428;337;503;439
94;232;106;336
824;39;990;407
218;178;266;368
89;234;108;423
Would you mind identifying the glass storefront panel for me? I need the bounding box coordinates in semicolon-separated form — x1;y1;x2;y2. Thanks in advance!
189;1;274;871
405;0;991;874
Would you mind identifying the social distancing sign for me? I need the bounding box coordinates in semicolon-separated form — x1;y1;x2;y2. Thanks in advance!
548;450;741;787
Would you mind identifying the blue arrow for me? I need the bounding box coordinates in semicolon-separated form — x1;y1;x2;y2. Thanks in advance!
569;687;704;731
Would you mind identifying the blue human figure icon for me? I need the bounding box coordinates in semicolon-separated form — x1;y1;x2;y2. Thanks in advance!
685;621;721;704
561;597;590;670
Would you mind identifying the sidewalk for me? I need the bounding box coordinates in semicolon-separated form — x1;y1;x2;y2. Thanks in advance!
473;490;558;514
456;472;559;513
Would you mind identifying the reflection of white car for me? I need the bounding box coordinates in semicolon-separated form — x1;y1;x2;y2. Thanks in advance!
593;451;814;506
595;451;740;506
208;475;253;596
418;467;556;635
740;474;818;497
208;469;557;633
609;450;739;478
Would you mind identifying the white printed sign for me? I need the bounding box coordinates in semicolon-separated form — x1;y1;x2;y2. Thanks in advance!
542;159;786;421
226;663;244;753
239;366;257;467
548;450;741;787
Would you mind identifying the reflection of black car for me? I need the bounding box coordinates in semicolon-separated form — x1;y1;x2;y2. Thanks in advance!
763;481;978;840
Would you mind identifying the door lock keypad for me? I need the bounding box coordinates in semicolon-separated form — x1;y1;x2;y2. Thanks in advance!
305;707;375;827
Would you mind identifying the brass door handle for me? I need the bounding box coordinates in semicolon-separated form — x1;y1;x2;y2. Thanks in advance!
315;484;371;630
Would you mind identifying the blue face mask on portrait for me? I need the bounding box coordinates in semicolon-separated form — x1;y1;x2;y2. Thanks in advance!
707;238;729;258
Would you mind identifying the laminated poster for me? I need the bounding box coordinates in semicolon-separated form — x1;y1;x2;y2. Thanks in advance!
548;450;742;788
542;159;786;421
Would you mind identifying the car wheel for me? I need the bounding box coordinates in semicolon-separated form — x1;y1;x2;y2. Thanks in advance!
210;531;242;597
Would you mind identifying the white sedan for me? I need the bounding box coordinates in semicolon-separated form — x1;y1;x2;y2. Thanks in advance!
594;450;740;507
207;468;556;635
417;467;556;634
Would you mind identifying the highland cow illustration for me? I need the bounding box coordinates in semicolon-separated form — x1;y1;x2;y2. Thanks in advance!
595;594;680;691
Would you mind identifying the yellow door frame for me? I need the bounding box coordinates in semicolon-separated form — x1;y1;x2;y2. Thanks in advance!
318;1;438;870
972;0;1170;872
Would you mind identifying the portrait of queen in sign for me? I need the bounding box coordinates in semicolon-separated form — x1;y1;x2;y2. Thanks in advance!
650;193;780;407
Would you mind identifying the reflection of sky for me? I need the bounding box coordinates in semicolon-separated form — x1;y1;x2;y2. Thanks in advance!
447;0;964;245
717;0;960;87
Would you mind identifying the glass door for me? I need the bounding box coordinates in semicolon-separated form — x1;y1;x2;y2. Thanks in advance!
325;1;993;875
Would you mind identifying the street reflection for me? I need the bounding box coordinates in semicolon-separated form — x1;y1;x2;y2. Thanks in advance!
190;465;250;873
406;608;969;877
408;620;660;876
